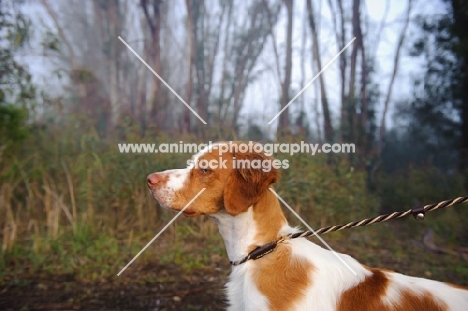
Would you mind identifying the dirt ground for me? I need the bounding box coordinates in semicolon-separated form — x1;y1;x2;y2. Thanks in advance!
2;224;467;310
0;263;229;311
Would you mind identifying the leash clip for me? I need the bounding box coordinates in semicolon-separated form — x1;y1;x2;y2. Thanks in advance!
411;206;425;221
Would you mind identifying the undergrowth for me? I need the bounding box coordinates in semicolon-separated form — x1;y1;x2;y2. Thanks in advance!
0;121;467;283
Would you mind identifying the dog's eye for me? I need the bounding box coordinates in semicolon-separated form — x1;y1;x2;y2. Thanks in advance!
199;168;211;174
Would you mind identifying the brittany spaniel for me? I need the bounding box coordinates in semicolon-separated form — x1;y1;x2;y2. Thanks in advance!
146;142;468;310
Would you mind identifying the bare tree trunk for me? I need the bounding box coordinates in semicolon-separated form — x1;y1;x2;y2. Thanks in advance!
349;0;361;88
336;0;348;141
184;0;210;136
140;27;150;131
278;0;293;137
263;0;282;85
218;1;233;126
41;0;77;70
313;85;322;143
227;2;276;134
359;25;368;152
298;1;308;137
183;0;195;134
307;0;333;142
327;0;347;129
140;0;163;128
107;0;122;127
152;1;163;127
371;0;390;60
346;0;360;143
347;0;367;150
137;16;148;130
194;2;208;128
205;3;225;106
215;1;277;134
377;0;413;158
41;0;88;101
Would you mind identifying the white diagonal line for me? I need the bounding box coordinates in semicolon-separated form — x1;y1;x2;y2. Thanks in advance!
117;188;206;276
118;36;207;125
269;188;357;275
268;37;356;125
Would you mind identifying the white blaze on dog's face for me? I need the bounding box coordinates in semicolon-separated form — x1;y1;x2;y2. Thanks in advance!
146;142;279;217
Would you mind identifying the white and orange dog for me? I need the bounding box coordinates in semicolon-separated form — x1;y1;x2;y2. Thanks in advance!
147;142;468;311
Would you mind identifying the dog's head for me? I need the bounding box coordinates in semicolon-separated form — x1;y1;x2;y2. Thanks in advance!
147;142;279;217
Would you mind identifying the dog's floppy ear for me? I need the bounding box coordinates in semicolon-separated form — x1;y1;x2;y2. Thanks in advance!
223;152;279;216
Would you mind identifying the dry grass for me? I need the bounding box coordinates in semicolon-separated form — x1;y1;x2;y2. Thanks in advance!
0;124;467;289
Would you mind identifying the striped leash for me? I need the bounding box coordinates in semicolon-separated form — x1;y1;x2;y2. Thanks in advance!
230;196;468;266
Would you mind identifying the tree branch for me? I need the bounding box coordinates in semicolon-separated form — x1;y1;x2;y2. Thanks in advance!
377;0;413;157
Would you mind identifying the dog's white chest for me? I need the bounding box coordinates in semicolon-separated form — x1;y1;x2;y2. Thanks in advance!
226;264;269;311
